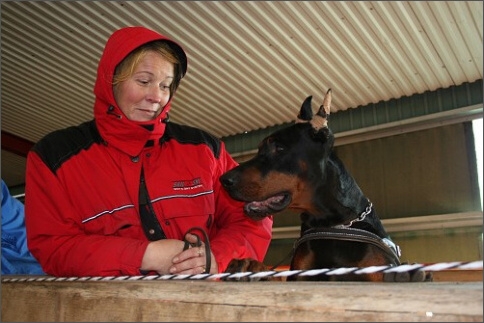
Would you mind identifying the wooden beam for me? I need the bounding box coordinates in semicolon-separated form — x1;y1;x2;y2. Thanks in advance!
1;130;35;157
1;278;482;322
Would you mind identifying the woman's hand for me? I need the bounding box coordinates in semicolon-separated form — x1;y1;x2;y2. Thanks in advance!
140;239;185;274
140;234;218;275
169;233;218;275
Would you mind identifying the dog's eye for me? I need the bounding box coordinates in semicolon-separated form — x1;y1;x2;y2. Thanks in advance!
274;143;285;153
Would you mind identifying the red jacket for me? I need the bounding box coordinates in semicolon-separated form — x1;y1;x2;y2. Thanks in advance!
25;26;273;277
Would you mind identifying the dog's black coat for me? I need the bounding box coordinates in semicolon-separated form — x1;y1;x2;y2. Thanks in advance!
220;91;429;282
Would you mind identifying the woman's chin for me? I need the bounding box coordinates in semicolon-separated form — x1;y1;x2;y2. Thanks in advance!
130;111;157;122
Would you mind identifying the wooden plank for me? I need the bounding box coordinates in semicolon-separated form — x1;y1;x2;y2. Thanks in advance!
432;270;482;282
1;278;482;322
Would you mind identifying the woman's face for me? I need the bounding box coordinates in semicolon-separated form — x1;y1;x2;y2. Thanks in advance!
114;51;174;122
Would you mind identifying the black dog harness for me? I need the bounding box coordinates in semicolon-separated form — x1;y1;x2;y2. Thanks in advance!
306;201;402;264
270;201;401;270
295;227;402;266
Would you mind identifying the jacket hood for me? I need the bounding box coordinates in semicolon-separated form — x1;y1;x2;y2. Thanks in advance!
93;26;187;157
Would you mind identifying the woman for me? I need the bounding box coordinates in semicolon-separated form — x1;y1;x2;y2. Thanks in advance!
24;26;273;277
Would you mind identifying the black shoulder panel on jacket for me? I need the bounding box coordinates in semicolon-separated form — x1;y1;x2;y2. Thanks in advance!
32;120;103;173
162;122;222;158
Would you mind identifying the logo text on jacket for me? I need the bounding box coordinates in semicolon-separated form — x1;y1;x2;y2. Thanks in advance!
172;177;203;191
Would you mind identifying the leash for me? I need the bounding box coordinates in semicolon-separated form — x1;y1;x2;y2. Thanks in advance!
183;226;211;274
2;260;481;282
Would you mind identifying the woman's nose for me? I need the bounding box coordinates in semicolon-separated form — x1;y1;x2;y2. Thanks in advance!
146;86;164;103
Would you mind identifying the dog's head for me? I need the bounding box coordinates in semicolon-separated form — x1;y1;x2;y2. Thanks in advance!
220;89;334;220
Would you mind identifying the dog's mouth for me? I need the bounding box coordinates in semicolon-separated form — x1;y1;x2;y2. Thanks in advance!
243;192;292;220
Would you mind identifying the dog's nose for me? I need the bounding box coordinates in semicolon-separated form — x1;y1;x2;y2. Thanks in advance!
219;173;235;189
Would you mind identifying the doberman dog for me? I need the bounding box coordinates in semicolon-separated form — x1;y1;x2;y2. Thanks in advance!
220;89;429;282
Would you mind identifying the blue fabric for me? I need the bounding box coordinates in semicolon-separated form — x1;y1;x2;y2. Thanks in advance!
1;179;45;275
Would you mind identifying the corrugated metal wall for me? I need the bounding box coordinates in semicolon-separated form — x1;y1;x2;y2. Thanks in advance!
1;1;483;187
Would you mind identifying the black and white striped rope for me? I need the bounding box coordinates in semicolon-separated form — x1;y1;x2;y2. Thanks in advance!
2;260;482;283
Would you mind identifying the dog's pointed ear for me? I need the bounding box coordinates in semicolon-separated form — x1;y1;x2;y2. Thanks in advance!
310;88;332;131
296;96;313;123
316;88;331;119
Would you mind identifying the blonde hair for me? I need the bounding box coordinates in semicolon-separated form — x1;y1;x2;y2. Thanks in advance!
113;41;182;95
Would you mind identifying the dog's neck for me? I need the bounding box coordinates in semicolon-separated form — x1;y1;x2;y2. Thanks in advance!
300;153;390;239
331;200;373;229
300;202;390;239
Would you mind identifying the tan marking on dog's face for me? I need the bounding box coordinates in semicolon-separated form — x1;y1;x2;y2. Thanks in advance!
291;181;319;215
280;159;318;213
241;170;299;200
234;166;317;210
